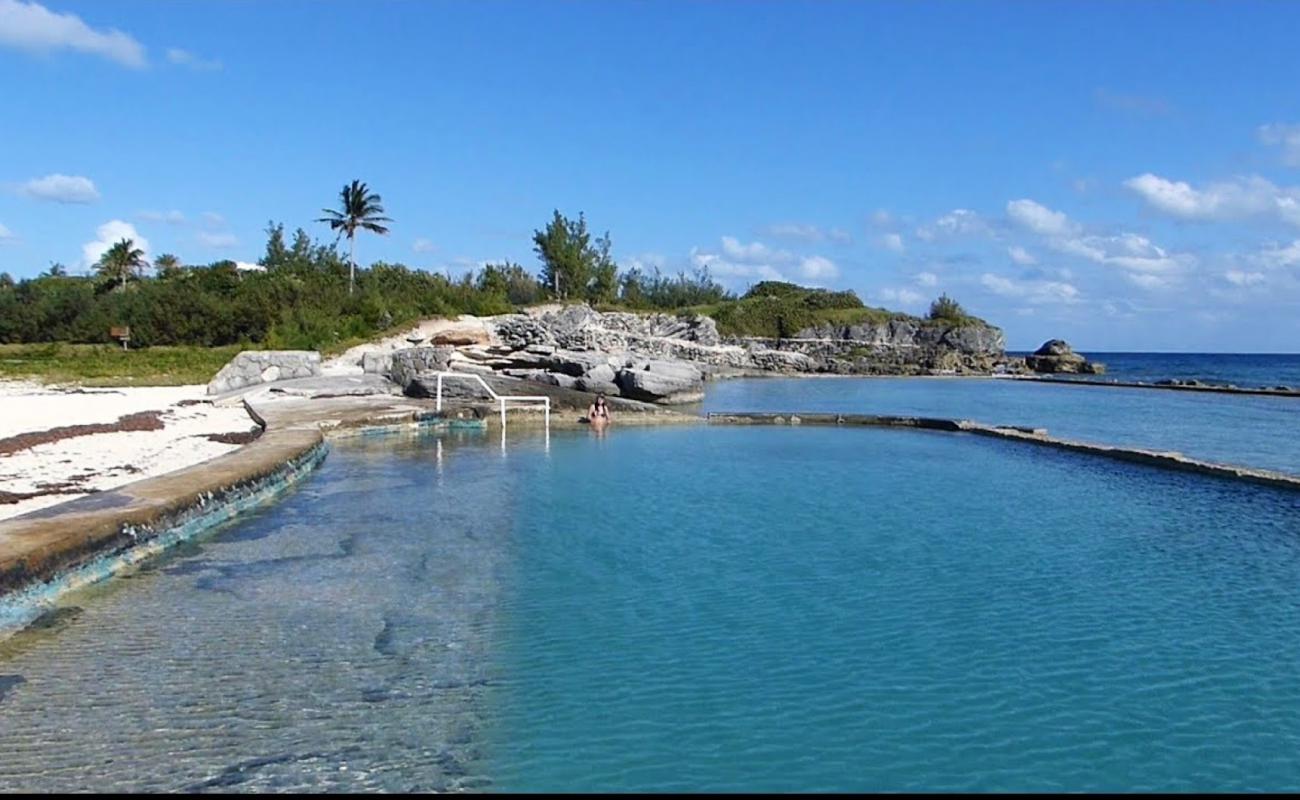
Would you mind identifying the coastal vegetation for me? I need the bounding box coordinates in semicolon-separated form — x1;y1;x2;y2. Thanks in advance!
0;343;242;386
0;203;973;356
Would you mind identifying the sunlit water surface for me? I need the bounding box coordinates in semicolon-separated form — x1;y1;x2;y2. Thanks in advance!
2;420;1300;792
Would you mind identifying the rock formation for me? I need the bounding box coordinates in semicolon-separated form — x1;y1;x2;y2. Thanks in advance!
1024;340;1105;374
344;303;1012;405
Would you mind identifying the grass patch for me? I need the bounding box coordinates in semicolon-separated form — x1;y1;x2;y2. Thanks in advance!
0;343;245;387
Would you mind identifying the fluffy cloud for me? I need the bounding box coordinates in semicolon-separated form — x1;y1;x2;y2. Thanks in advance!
720;236;790;264
1008;245;1037;265
82;220;149;267
914;271;938;287
1124;173;1300;227
1005;198;1188;287
19;173;99;204
877;233;904;253
1255;239;1300;268
1259;123;1300;167
0;222;13;242
798;255;839;282
412;238;437;254
1006;199;1077;237
166;47;221;71
980;273;1080;304
915;209;991;241
0;0;145;67
1224;270;1266;287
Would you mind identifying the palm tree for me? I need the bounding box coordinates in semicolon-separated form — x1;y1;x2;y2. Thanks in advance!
154;253;183;279
96;238;149;292
316;180;392;295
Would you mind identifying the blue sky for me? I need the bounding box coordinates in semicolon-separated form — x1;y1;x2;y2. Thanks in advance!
2;0;1300;351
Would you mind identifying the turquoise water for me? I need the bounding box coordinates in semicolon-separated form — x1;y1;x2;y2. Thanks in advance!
698;377;1300;476
3;418;1300;791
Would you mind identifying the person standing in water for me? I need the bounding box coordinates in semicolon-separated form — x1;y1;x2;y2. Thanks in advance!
587;393;613;429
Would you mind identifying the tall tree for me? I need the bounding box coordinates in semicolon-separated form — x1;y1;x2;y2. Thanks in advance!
534;210;612;301
96;239;149;292
154;253;183;279
316;180;392;295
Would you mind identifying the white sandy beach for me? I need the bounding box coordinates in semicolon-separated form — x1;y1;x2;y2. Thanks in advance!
0;381;258;521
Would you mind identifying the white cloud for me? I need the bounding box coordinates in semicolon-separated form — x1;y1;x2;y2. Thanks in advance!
1006;199;1078;237
915;209;991;241
200;211;226;227
1224;270;1266;287
690;248;786;284
0;222;12;242
0;0;145;67
19;173;99;203
139;209;185;224
878;287;924;307
914;271;938;287
82;220;149;267
1259;123;1300;167
720;236;792;264
196;231;237;249
980;273;1080;304
166;47;221;71
1124;273;1174;290
412;237;437;254
1004;197;1189;282
1124;173;1300;227
828;227;853;245
798;255;839;282
877;232;905;253
1008;245;1037;265
1255;240;1300;268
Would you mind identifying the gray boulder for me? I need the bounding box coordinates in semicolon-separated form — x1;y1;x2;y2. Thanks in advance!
389;346;456;391
615;358;705;404
1025;339;1104;374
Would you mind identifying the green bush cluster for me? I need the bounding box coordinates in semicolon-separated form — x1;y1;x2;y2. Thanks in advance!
709;283;893;338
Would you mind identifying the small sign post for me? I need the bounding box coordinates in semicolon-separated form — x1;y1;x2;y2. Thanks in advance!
110;325;131;351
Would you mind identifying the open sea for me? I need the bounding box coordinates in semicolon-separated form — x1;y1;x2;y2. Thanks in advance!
2;354;1300;792
1017;351;1300;389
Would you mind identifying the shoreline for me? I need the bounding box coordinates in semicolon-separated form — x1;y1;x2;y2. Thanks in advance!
4;367;1299;638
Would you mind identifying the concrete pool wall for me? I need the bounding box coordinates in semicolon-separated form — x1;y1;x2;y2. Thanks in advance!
4;394;1298;638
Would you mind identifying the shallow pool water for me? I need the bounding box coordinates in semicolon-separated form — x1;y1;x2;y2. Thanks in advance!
3;424;1300;792
698;377;1300;475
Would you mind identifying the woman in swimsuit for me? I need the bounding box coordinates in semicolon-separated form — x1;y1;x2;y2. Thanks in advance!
587;393;613;429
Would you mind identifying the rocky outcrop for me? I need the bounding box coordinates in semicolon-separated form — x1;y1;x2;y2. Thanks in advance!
388;346;456;392
207;351;321;395
371;303;1013;405
1024;340;1105;375
614;358;705;404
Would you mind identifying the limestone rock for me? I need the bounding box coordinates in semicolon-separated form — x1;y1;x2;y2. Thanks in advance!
1024;339;1103;374
388;346;456;391
207;351;322;395
615;358;705;404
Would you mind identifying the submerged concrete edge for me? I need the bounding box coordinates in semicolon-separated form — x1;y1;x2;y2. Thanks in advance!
706;412;1300;493
0;398;493;636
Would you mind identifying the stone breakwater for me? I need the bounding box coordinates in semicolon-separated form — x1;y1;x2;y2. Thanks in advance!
706;412;1300;493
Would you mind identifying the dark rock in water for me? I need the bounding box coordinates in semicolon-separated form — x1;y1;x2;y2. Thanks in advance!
0;674;26;702
25;605;83;632
1025;339;1104;375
